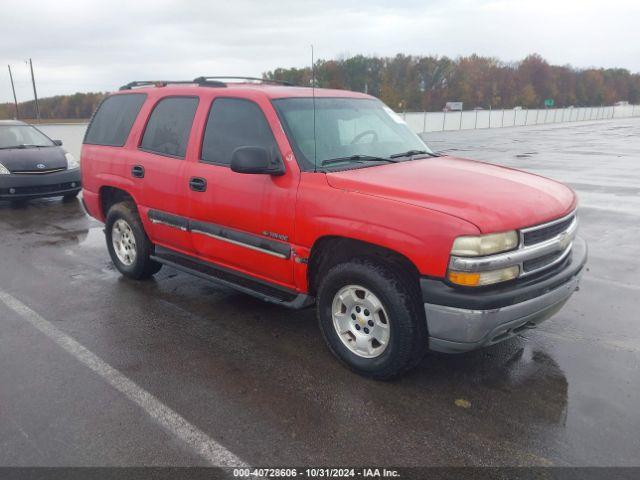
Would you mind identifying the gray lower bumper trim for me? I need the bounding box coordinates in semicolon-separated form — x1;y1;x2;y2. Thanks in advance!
426;273;581;353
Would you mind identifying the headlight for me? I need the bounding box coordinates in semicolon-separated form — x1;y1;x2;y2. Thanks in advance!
450;231;519;257
448;266;520;287
0;163;10;175
65;152;80;170
448;230;520;287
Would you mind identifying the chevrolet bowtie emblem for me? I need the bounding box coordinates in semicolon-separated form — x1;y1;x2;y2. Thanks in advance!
558;231;571;249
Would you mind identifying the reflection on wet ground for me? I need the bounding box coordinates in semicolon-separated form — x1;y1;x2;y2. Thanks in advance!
0;118;639;466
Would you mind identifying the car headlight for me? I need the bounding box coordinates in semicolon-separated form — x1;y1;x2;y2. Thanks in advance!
65;152;80;170
0;162;10;175
450;231;519;257
448;231;520;287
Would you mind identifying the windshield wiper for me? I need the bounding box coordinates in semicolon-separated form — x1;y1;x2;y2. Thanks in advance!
0;144;44;150
389;149;439;159
321;155;400;166
16;144;41;149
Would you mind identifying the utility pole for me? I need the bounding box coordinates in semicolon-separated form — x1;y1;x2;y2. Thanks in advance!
7;65;19;119
28;58;40;122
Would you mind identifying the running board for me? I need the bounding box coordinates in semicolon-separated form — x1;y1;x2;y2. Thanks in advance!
151;246;314;309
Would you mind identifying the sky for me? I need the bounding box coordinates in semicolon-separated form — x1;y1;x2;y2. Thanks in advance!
1;0;639;103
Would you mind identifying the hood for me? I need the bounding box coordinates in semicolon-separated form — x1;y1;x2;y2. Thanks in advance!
326;156;576;233
0;146;67;172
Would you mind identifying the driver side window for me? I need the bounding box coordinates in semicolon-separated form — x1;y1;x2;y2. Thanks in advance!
201;98;278;166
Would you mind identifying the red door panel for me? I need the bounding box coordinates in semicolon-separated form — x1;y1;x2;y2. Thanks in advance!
187;162;297;287
185;95;300;288
135;150;192;254
130;95;200;255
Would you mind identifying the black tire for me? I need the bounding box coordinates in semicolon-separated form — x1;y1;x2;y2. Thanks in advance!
317;258;427;380
105;202;162;280
62;190;80;201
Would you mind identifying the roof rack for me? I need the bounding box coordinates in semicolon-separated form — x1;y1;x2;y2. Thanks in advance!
193;76;293;86
119;80;200;91
119;76;293;91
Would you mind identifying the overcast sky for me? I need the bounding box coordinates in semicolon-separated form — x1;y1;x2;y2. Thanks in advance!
1;0;639;103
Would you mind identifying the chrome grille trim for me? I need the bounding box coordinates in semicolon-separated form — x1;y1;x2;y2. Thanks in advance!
11;167;67;175
521;210;577;246
449;211;577;277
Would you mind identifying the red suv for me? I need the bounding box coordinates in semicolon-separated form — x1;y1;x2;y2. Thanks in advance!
81;77;587;379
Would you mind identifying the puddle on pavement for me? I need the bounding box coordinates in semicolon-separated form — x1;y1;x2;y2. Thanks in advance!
79;226;105;249
62;227;105;257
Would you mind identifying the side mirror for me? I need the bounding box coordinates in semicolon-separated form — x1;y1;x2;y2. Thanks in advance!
230;146;284;176
53;139;63;146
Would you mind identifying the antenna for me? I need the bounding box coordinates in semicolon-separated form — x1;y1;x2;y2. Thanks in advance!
311;45;317;172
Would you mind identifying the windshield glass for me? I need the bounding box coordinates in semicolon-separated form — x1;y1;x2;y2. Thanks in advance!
272;97;433;171
0;125;55;149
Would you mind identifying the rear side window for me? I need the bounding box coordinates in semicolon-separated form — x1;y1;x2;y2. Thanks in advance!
201;98;277;165
84;94;146;147
140;97;199;158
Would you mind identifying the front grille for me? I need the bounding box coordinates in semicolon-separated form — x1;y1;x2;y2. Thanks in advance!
0;182;80;196
523;215;575;246
518;212;576;276
10;167;67;175
523;249;565;272
448;210;578;282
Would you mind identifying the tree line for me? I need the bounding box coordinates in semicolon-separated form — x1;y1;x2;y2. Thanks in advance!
2;54;639;119
265;53;640;111
0;91;105;121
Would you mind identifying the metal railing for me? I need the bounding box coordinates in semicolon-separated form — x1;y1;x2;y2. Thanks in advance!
403;104;640;134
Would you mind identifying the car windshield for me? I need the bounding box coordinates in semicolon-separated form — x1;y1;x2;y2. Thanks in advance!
272;97;434;171
0;125;55;149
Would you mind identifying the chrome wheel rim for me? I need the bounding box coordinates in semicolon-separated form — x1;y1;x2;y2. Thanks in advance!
331;285;390;359
112;219;137;266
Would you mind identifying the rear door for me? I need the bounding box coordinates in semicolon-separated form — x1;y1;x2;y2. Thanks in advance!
185;96;299;288
133;96;199;254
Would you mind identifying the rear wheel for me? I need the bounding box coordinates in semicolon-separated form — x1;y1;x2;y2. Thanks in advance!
105;202;162;279
317;258;426;380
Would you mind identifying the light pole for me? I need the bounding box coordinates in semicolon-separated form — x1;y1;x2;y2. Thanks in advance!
8;65;19;119
28;58;40;122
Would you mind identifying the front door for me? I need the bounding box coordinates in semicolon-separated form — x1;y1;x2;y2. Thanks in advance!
186;96;298;288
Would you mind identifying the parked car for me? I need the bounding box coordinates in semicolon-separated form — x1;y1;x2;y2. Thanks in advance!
81;78;587;379
0;120;81;202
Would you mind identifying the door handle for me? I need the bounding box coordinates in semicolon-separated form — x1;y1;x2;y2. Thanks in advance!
131;165;145;178
189;177;207;192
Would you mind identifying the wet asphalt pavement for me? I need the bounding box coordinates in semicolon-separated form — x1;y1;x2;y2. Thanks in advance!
0;118;639;467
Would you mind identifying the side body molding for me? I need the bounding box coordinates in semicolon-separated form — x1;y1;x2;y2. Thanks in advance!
147;209;292;259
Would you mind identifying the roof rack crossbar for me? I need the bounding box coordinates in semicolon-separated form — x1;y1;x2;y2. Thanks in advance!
193;76;293;86
119;80;199;91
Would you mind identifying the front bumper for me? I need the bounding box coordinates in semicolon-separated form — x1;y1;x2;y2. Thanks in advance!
422;236;587;353
0;169;81;200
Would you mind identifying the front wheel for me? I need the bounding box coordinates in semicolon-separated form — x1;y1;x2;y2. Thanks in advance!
105;202;162;280
317;259;426;380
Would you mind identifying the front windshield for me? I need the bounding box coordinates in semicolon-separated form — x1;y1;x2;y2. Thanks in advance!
272;97;433;171
0;125;55;149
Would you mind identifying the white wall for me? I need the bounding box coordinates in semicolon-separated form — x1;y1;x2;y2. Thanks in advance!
402;105;639;134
